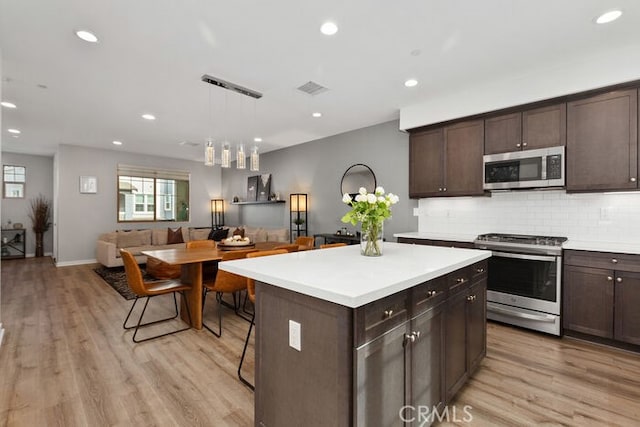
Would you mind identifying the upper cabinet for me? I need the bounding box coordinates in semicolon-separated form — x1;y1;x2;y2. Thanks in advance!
409;120;484;198
566;89;638;192
484;103;566;155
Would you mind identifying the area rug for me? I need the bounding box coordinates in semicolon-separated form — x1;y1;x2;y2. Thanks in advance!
94;265;154;300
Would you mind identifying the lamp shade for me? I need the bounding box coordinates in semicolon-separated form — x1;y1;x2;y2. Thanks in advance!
290;193;307;212
211;199;225;228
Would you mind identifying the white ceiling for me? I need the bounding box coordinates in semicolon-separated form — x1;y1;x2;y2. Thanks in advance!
1;0;639;162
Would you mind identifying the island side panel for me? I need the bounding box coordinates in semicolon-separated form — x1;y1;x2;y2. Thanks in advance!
255;282;353;427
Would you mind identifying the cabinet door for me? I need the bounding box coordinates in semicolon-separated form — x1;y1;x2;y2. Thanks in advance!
445;289;467;401
567;89;638;192
355;325;408;427
410;302;445;417
523;103;566;150
563;265;614;338
614;271;640;345
484;112;522;154
444;120;485;196
409;128;444;198
466;278;486;375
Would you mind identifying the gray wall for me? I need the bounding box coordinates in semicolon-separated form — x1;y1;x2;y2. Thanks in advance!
0;152;54;256
222;120;417;241
55;144;222;265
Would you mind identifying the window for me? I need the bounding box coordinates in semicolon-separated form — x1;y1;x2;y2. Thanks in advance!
3;165;26;198
117;165;190;222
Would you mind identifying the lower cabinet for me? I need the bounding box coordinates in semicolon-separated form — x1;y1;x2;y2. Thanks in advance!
255;260;488;427
563;250;640;346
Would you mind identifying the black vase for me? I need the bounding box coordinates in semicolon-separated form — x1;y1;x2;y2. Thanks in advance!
35;232;44;257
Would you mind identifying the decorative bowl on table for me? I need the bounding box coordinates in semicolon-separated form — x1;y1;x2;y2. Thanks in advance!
217;235;255;250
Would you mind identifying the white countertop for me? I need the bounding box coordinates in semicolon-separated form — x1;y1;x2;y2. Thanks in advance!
562;240;640;255
393;231;478;243
219;242;491;308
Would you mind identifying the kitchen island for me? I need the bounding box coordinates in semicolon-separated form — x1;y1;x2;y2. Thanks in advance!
221;242;491;426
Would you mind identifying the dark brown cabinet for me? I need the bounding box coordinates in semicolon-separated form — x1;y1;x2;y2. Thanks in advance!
255;259;488;427
409;120;484;198
484;104;567;155
567;89;638;192
564;250;640;346
445;267;487;401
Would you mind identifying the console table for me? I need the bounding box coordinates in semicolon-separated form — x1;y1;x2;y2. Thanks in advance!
314;233;359;246
2;228;26;259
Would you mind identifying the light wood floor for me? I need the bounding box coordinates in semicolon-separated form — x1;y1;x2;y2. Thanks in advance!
1;258;640;426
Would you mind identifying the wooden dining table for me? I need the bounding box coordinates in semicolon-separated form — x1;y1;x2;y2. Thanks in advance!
142;241;283;329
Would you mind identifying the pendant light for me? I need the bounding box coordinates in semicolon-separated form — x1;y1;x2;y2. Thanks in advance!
205;139;215;166
221;142;231;168
236;143;246;169
250;99;260;171
204;87;215;166
250;145;259;171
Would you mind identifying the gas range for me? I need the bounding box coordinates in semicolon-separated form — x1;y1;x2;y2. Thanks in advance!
474;233;567;256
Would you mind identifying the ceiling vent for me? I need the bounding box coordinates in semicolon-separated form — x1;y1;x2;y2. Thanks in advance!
201;74;262;99
297;81;329;96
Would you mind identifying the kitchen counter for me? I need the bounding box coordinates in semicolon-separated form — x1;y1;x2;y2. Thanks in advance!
393;231;478;243
562;240;640;255
220;242;491;307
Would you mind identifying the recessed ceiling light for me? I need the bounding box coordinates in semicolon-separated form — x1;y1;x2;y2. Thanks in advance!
1;101;17;109
320;22;338;36
75;29;99;43
141;113;156;121
8;128;21;134
254;137;263;142
112;140;123;145
404;79;418;88
595;10;622;24
312;112;322;118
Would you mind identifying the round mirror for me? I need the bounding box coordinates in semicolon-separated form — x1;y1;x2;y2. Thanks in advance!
341;164;377;197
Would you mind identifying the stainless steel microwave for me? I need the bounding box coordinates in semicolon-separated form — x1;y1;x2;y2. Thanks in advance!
483;146;565;190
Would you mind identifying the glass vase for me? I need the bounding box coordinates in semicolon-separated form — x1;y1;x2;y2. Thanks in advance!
361;220;383;257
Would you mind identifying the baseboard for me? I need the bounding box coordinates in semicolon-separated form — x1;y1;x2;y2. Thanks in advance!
26;252;54;258
55;258;97;267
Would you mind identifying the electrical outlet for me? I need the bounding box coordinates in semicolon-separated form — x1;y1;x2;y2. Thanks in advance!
413;207;420;217
289;320;301;351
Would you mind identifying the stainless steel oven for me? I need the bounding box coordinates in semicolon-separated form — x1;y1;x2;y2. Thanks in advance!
474;233;567;335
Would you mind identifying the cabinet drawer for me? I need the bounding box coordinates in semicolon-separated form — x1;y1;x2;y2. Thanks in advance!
448;267;472;295
412;277;447;316
471;260;488;280
564;250;640;273
355;290;409;346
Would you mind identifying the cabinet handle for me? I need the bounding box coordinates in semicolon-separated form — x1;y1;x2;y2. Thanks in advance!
412;331;421;340
476;267;485;273
405;333;416;343
631;177;637;182
456;278;465;284
607;276;613;281
616;277;623;283
383;309;394;318
427;290;437;298
611;259;618;264
467;295;476;302
516;143;521;148
438;188;443;192
522;142;527;147
443;187;447;192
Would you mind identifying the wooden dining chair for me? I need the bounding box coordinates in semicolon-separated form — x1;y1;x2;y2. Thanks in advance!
202;248;258;337
121;249;193;343
295;236;315;250
238;249;288;390
320;242;347;249
185;239;216;249
273;243;299;253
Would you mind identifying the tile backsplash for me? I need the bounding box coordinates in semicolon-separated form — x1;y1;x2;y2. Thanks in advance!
417;189;640;243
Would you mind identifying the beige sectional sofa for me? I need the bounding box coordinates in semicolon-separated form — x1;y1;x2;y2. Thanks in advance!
96;225;289;268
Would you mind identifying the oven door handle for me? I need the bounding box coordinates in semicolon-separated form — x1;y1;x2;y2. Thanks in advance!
488;303;557;323
490;251;557;263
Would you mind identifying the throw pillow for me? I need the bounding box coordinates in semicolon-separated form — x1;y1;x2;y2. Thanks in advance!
152;228;168;245
208;228;229;241
232;227;245;238
190;228;211;241
167;227;185;244
116;230;150;248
